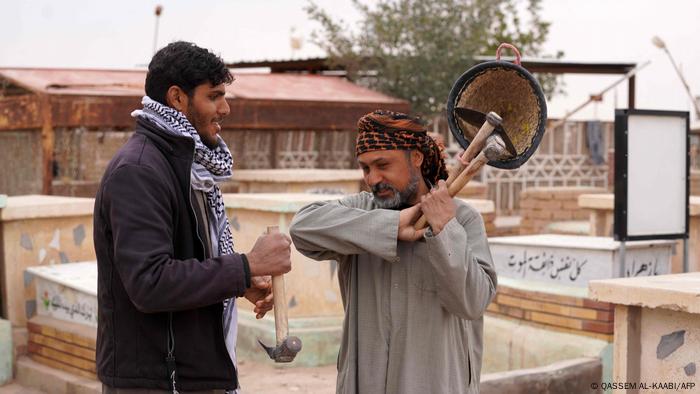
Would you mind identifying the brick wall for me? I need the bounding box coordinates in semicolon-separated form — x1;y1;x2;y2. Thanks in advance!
27;316;97;379
519;187;607;235
487;283;614;341
54;128;133;184
51;128;361;198
0;131;43;195
482;211;496;235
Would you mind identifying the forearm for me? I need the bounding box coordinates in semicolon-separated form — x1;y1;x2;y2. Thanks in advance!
105;164;249;313
114;249;249;313
290;198;399;262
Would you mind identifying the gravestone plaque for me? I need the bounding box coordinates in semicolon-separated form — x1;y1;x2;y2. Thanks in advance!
26;261;97;327
490;235;674;287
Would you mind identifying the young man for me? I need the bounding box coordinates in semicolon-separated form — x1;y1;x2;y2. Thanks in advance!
290;110;497;394
93;41;292;393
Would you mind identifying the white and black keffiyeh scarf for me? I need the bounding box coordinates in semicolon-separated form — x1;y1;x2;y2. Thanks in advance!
132;96;240;391
132;96;235;255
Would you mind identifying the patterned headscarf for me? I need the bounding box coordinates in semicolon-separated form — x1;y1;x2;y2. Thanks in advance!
356;110;448;185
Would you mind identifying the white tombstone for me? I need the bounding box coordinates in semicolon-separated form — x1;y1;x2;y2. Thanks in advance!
489;234;675;288
25;261;97;327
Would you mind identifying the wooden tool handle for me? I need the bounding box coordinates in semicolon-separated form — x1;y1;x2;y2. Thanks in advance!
413;152;489;230
413;117;497;230
266;226;288;346
447;152;489;196
412;209;430;230
446;116;497;185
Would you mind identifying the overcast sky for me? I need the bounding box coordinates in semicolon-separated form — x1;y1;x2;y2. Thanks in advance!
2;0;699;122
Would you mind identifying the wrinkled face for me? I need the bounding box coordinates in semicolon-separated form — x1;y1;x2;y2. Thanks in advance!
358;149;422;209
182;82;230;149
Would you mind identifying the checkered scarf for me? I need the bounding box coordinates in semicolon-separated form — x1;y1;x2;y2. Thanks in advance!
356;110;448;185
132;96;235;256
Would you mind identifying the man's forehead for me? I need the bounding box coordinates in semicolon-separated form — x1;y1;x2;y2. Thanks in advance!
357;149;406;164
196;82;227;94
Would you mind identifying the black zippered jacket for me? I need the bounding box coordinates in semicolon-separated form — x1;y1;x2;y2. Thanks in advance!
93;118;248;391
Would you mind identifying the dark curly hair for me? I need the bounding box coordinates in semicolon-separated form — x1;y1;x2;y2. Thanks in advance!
145;41;234;105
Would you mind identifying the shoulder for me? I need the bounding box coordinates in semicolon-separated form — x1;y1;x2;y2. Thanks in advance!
106;132;169;177
453;198;485;226
337;191;376;210
101;134;173;193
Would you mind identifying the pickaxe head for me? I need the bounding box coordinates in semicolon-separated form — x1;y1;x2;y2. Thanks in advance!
454;107;518;157
258;336;303;363
483;134;515;162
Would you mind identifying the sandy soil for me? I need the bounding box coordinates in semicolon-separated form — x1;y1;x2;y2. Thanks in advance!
237;360;337;394
0;360;338;394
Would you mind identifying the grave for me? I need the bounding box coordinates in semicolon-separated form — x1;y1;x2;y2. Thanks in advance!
0;195;95;361
25;262;97;327
487;233;676;386
24;262;97;379
230;169;364;194
590;273;700;389
489;234;674;288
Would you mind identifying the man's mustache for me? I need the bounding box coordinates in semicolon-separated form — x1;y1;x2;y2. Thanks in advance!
371;183;397;195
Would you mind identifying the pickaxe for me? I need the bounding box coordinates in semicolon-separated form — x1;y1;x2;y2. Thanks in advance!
414;110;516;230
257;226;302;362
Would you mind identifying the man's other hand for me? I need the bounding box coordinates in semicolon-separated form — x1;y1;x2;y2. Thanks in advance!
420;180;456;235
244;275;273;319
398;203;425;242
247;232;292;277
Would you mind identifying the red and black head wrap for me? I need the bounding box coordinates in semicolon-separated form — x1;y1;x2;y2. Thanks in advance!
356;110;448;185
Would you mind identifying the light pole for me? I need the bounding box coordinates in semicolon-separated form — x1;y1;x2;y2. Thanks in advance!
652;36;700;119
153;5;163;55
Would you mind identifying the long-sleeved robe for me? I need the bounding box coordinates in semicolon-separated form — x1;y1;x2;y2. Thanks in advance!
289;192;497;394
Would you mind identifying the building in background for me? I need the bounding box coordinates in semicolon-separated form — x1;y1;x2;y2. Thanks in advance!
0;68;408;196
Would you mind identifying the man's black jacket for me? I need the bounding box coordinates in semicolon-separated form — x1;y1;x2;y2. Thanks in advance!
93;118;248;391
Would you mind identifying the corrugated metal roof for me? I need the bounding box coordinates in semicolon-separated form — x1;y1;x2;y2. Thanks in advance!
0;67;406;104
229;73;404;102
0;68;146;96
229;56;638;75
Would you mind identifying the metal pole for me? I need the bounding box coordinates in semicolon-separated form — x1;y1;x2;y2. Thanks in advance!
661;47;700;119
153;5;163;55
549;60;651;131
683;238;689;273
653;36;700;119
619;240;627;278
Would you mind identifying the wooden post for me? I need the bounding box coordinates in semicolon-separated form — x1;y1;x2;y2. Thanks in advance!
613;305;641;394
39;93;55;195
628;75;636;109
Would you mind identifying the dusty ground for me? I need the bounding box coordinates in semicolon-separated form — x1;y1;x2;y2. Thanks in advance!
238;360;337;393
0;383;44;394
0;360;338;394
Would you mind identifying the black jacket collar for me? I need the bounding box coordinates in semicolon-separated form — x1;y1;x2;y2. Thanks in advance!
135;117;195;159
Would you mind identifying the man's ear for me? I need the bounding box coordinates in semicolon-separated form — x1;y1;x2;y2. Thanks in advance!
165;86;188;112
410;150;424;168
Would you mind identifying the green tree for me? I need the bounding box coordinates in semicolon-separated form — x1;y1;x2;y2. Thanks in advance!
306;0;562;117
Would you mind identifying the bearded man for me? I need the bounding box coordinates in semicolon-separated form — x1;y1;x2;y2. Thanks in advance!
289;110;497;394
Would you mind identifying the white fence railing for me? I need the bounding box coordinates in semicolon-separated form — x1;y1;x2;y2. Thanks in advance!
444;121;614;215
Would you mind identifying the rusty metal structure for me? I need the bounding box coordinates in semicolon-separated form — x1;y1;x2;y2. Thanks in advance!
0;68;408;196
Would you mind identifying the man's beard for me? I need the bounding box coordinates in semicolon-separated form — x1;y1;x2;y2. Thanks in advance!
187;103;219;149
372;169;420;209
